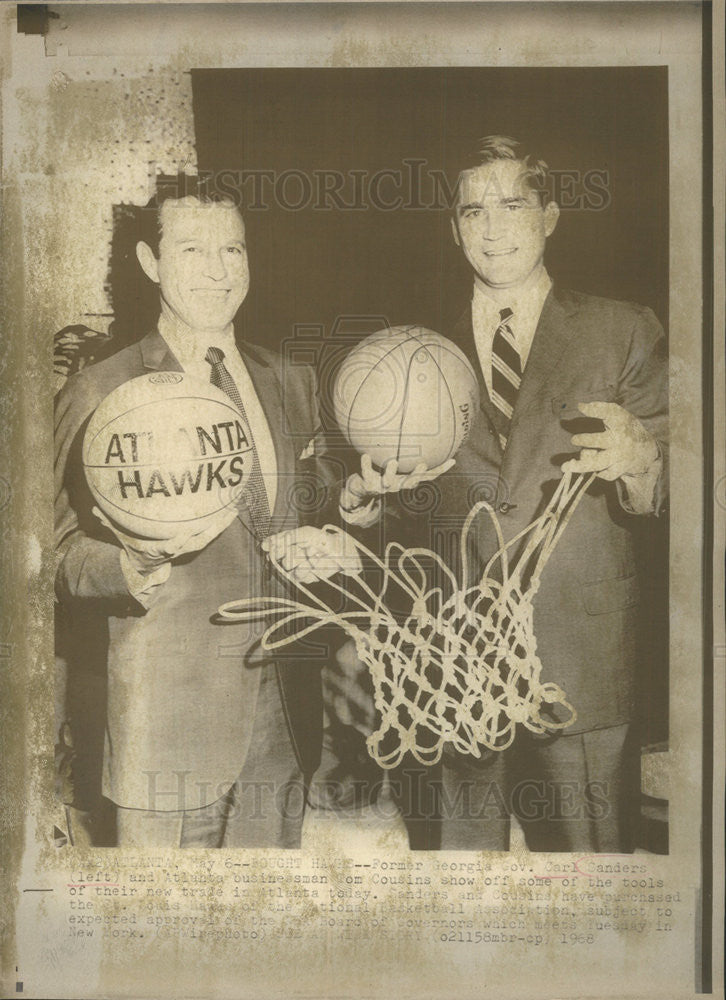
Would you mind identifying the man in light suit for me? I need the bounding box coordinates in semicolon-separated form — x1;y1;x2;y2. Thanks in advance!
55;178;325;847
277;135;668;852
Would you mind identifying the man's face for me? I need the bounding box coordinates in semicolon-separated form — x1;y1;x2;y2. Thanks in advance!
138;197;249;334
451;159;559;294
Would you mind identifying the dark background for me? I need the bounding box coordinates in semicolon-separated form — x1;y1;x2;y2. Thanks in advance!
192;66;668;345
191;66;669;746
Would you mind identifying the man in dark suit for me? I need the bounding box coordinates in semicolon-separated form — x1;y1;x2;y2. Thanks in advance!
55;179;325;847
277;135;668;853
427;135;668;851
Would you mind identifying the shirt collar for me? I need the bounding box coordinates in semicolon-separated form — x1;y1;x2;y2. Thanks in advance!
157;312;237;369
471;268;552;330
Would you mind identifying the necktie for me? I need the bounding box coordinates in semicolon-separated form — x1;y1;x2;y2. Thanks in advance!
490;307;522;451
205;346;271;538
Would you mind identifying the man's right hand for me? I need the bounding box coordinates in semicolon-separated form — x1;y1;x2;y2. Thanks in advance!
340;453;455;513
92;504;238;578
262;525;362;585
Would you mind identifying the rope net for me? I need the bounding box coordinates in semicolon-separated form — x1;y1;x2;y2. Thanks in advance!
219;471;596;768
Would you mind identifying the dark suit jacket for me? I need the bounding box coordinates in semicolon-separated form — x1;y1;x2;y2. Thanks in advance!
55;329;326;810
408;287;668;736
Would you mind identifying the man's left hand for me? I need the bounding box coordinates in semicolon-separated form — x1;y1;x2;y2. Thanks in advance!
561;401;659;481
93;504;238;576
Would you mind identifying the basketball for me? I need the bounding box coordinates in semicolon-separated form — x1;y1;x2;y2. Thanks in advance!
333;326;479;473
83;372;254;539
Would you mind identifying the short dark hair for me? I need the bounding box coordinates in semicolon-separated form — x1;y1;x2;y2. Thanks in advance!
456;135;551;205
136;173;243;258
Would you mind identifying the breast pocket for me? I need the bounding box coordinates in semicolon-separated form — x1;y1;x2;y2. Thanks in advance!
551;383;618;420
581;574;640;616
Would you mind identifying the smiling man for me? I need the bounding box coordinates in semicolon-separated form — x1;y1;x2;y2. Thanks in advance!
55;177;325;848
453;152;560;303
420;135;668;851
295;136;668;852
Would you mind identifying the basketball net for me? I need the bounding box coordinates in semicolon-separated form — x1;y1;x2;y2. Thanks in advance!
219;470;596;768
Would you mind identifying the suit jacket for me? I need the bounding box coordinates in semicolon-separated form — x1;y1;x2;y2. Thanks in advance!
412;287;668;735
55;329;326;810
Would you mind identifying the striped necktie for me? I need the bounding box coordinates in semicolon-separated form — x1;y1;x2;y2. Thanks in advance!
490;307;521;451
205;346;271;538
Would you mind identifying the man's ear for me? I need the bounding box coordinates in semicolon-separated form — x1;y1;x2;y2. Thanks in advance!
136;241;160;284
450;216;461;247
543;200;560;238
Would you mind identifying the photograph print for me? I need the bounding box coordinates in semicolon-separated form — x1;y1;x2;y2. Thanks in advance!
54;63;670;856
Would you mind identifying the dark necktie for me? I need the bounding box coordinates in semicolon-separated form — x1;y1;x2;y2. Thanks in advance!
490;307;522;451
205;346;271;538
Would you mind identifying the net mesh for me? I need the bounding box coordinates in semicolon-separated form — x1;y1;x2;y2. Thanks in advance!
219;471;595;768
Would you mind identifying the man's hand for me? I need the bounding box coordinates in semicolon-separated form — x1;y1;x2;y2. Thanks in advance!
93;504;238;577
262;526;362;585
561;401;659;481
340;453;455;511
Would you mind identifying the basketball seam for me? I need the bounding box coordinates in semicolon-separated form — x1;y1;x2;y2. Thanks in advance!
339;328;473;468
84;394;248;460
92;497;241;525
84;448;253;471
343;329;417;446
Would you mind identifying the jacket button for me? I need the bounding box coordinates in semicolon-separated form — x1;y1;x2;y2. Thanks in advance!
498;501;513;514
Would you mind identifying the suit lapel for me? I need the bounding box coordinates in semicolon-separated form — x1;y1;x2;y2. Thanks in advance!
508;289;580;435
139;328;183;373
237;341;295;527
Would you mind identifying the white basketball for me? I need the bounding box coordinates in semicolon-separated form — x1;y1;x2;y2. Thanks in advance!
83;372;254;539
333;326;479;473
